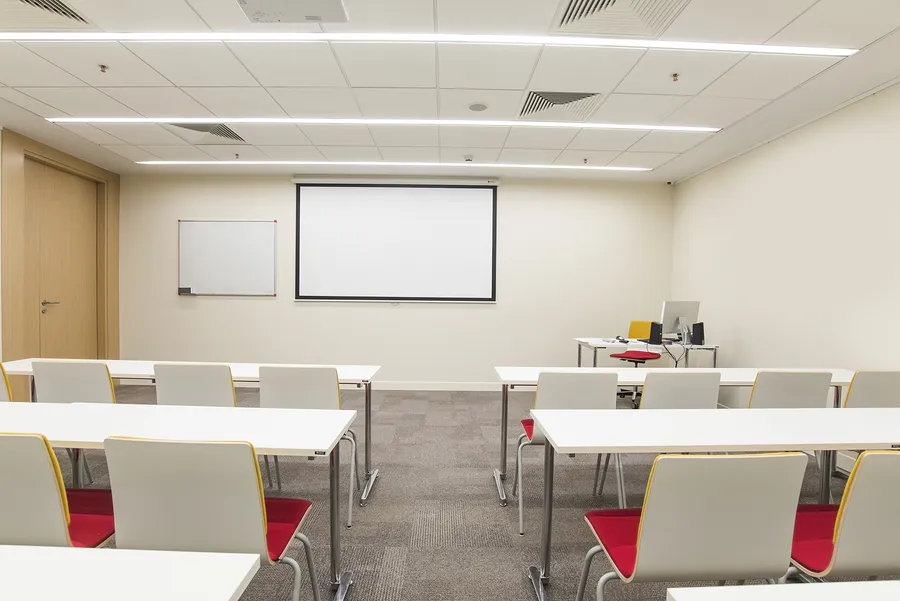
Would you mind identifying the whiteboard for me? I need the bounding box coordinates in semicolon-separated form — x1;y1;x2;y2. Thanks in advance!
296;185;496;302
178;220;276;296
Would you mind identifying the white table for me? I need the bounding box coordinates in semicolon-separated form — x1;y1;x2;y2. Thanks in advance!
668;581;900;601
491;367;856;505
3;358;382;505
0;402;357;601
575;337;720;368
0;545;260;601
528;407;900;601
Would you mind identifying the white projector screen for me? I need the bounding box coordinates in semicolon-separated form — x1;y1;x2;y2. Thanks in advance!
296;185;497;301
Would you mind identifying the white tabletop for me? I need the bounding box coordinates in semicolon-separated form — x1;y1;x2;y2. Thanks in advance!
2;358;380;384
531;407;900;454
668;581;900;601
496;366;855;387
576;337;719;350
0;545;259;601
0;402;356;457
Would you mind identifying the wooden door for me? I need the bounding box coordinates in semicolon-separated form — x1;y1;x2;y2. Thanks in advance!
25;158;98;359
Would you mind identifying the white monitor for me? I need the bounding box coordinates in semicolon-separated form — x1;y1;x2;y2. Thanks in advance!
661;301;700;337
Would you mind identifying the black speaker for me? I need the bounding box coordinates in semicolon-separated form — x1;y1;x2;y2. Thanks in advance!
691;322;705;345
649;321;662;345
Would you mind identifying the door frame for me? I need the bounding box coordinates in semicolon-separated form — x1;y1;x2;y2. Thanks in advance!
1;130;119;398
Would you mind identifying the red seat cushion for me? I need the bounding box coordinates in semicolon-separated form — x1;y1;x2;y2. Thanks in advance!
791;504;838;574
66;489;115;548
521;418;535;440
265;497;313;561
610;351;661;362
585;508;642;578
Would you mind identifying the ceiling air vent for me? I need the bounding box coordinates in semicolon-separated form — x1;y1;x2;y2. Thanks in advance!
560;0;618;27
552;0;689;38
168;123;247;144
520;91;603;122
18;0;86;22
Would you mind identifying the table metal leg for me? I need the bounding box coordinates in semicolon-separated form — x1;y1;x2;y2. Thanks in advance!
73;449;84;488
712;347;718;367
493;384;509;506
330;443;352;600
818;386;841;504
577;343;582;367
527;443;555;601
614;454;627;509
359;381;379;506
30;375;36;402
592;347;598;368
685;348;691;368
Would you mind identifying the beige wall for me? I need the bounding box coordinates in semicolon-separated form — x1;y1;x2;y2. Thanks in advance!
119;176;674;388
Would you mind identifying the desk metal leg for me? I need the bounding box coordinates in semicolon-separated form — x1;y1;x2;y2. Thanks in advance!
592;347;598;368
73;449;84;488
30;376;36;402
712;347;718;367
527;443;554;601
685;348;690;368
577;343;582;367
359;381;379;506
330;444;352;600
493;384;509;506
818;386;841;504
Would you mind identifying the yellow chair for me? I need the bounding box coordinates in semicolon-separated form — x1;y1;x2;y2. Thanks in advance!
627;321;653;339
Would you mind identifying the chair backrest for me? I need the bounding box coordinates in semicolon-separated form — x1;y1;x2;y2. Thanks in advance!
153;364;236;407
33;360;116;404
628;321;652;339
843;371;900;408
0;364;11;401
633;453;806;581
535;372;618;410
639;372;721;410
104;437;269;561
259;366;340;410
828;451;900;576
748;371;832;409
0;434;71;546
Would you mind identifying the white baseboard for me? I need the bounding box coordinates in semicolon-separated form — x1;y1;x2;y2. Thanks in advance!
117;379;502;392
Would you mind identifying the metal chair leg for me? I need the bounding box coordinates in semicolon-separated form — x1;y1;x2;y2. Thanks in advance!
340;434;357;528
264;456;274;489
779;567;798;584
274;456;282;490
81;451;94;484
593;454;603;496
511;433;527;497
280;533;321;601
346;430;361;491
596;453;612;498
575;545;605;601
515;437;534;536
595;571;620;601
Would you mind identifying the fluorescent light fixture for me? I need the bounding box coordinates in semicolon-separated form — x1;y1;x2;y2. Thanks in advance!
48;117;719;133
136;160;651;172
0;32;857;56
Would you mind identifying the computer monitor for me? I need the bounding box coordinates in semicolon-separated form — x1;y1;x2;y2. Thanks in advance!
660;301;700;338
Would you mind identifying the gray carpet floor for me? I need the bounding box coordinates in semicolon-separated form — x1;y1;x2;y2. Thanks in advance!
62;387;848;601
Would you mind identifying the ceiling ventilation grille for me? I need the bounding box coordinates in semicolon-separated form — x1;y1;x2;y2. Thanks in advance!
519;91;603;121
0;0;94;29
552;0;690;38
169;123;246;144
18;0;86;22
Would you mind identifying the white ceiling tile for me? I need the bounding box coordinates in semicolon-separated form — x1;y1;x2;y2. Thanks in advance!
228;124;311;145
124;42;257;87
768;0;900;48
99;87;212;117
503;126;578;149
0;88;67;117
58;123;125;145
183;88;287;117
665;96;768;128
300;124;375;146
629;131;713;153
67;0;209;31
368;125;439;147
554;150;620;166
267;87;361;117
702;55;840;100
610;152;678;169
16;88;137;117
438;89;524;119
567;129;648;151
257;146;326;160
137;145;215;160
93;124;189;145
529;47;645;93
0;43;85;87
318;146;383;161
323;0;435;32
498;148;561;163
438;43;541;90
331;43;436;88
615;50;746;96
590;94;689;124
660;0;818;43
226;42;347;87
436;0;558;34
22;42;171;87
102;145;158;161
199;145;269;160
439;147;500;163
440;126;510;148
354;88;438;118
378;146;441;161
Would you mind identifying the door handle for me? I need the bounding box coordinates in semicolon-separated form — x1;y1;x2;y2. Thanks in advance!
41;300;60;314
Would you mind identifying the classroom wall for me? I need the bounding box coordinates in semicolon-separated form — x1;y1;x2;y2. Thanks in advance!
119;176;673;388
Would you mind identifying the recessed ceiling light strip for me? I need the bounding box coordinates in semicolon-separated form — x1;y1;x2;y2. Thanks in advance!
136;160;651;171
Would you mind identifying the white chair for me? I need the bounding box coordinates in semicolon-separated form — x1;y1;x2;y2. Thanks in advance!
512;371;619;535
638;372;722;410
843;371;900;408
575;453;807;601
748;371;832;409
0;363;11;401
153;363;236;407
259;365;360;528
104;437;320;601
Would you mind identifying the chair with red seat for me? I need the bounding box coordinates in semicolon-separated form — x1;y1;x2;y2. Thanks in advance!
104;437;320;601
575;453;807;601
0;433;115;548
788;450;900;581
511;371;619;535
610;321;661;406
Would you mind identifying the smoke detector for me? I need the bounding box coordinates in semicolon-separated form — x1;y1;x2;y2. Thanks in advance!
236;0;348;23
